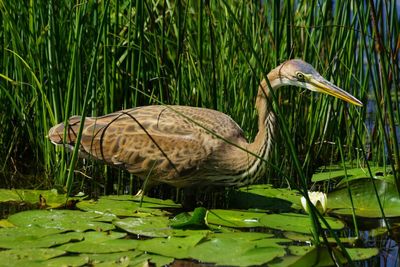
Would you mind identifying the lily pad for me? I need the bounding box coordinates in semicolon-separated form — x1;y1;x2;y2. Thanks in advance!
100;194;181;208
130;253;175;266
0;189;82;208
77;196;177;217
82;251;174;266
0;248;66;266
328;178;400;218
288;245;314;256
0;251;159;267
259;213;345;234
209;232;275;241
114;216;210;237
274;246;379;266
207;210;344;233
133;232;288;266
230;184;302;210
37;255;89;267
312;166;392;183
0;219;15;228
114;216;170;237
82;251;142;266
206;209;265;228
7;209;116;231
284;232;357;245
136;234;205;259
0;226;64;240
57;233;138;254
0;227;83;249
187;236;287;266
170;207;208;229
269;255;304;267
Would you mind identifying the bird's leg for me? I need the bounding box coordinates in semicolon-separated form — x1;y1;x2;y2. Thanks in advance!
134;189;145;197
180;187;199;210
134;180;158;197
187;186;228;209
135;160;157;198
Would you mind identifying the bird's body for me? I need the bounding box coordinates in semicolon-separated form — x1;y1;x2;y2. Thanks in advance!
48;60;362;189
48;99;273;188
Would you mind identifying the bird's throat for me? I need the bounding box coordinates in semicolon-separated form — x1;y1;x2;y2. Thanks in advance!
239;77;278;184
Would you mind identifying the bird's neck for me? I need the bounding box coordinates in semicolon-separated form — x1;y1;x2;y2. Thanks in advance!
254;68;282;127
242;69;282;182
218;68;282;186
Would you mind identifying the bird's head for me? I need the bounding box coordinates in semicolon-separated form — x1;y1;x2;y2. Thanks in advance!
272;59;363;106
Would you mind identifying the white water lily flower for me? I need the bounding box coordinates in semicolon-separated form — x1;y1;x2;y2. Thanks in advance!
301;191;328;214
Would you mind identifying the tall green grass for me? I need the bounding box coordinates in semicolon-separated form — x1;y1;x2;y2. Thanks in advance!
0;1;399;196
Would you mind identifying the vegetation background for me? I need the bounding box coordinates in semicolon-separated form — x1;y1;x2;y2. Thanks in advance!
0;0;399;197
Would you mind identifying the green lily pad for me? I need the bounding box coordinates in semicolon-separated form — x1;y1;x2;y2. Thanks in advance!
100;194;181;208
206;209;265;228
347;247;379;261
0;226;64;240
0;227;83;249
0;189;82;208
187;236;287;266
284;232;357;245
130;253;175;266
56;231;136;254
82;251;174;266
0;248;66;266
117;217;290;266
7;209;115;231
170;207;207;229
275;246;379;266
259;213;345;234
0;189;26;202
0;251;164;267
77;196;176;217
288;245;314;256
133;233;288;266
115;216;170;237
0;219;15;228
231;184;302;210
38;255;89;267
82;251;142;265
207;210;344;233
81;230;127;241
209;232;275;240
58;236;138;254
136;234;205;259
369;227;389;238
269;255;304;267
328;178;400;218
114;216;210;237
312;166;392;183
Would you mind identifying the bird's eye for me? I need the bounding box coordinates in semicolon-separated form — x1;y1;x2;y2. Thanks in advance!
296;72;305;81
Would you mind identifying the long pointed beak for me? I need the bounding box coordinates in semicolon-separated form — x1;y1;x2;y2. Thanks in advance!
309;76;363;107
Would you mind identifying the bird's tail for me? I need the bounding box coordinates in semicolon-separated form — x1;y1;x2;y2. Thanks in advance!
48;116;82;146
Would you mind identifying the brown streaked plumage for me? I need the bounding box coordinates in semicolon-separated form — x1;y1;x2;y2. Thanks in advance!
48;59;363;189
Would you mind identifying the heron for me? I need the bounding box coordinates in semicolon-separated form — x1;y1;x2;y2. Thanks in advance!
48;59;362;192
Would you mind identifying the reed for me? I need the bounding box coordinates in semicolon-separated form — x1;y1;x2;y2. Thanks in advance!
0;1;398;195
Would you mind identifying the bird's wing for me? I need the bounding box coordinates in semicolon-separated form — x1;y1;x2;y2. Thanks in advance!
75;106;246;182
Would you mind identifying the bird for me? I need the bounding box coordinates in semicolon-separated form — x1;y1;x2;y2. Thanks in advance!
48;59;362;192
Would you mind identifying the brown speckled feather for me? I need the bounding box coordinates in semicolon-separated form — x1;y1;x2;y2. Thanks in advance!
48;105;251;188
